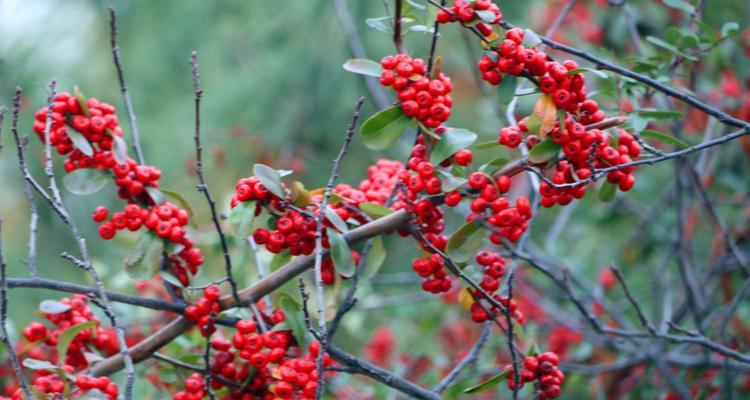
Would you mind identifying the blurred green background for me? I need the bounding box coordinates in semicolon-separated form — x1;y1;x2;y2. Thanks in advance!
1;0;749;397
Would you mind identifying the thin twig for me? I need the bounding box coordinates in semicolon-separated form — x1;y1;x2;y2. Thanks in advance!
190;51;240;304
433;322;491;393
0;217;33;399
109;6;145;164
312;97;365;399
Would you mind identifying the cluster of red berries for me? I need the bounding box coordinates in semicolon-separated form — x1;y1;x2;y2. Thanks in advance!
33;91;207;285
74;375;120;400
468;250;524;324
2;295;121;400
411;253;452;294
252;209;322;256
33;92;121;166
507;352;565;399
184;284;222;337
352;159;405;205
379;54;453;128
173;315;333;400
538;125;639;207
465;172;532;243
94;201;203;286
14;371;118;400
436;0;502;38
28;295;119;369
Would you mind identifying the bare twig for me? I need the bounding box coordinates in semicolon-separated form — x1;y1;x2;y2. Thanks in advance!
433;322;491;393
190;52;240;304
0;217;33;399
312;97;365;399
109;6;145;164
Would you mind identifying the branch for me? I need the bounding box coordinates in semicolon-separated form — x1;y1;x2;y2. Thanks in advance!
0;216;32;399
312;96;365;399
433;322;491;393
393;0;405;53
190;51;240;304
109;6;145;164
327;345;442;400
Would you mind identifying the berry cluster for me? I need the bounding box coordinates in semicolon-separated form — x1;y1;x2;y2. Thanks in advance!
411;253;452;294
173;317;333;400
184;284;222;337
251;209;321;256
436;0;502;38
2;295;121;400
32;91;206;284
507;352;565;399
538;125;639;207
465;172;532;243
94;201;203;286
379;55;453;128
30;295;119;369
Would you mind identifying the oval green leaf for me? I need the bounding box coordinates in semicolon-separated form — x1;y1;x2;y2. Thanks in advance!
253;163;286;199
430;128;478;165
527;139;561;163
463;370;511;394
358;202;394;218
57;321;96;362
496;74;517;105
40;300;71;314
227;201;256;239
329;230;355;278
639;130;689;148
124;232;163;280
112;134;128;165
363;236;386;278
343;59;384;78
599;181;617;202
63;168;109;195
446;221;484;263
359;105;412;151
67;129;94;157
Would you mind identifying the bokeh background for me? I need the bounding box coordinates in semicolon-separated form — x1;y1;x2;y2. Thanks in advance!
1;0;749;398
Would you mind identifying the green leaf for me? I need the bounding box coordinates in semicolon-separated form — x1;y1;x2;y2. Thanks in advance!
57;321;96;362
253;163;286;199
632;109;683;119
445;221;484;263
67;129;94;157
599;182;616;202
39;300;71;314
567;67;608;79
73;86;90;117
278;294;307;349
479;157;509;173
63;168;109;195
663;0;695;14
438;171;467;192
145;186;165;205
159;272;185;289
473;140;500;150
124;232;163;280
227;201;256;239
527;139;561;163
329;230;355;278
112;134;128;165
271;251;292;271
523;29;542;47
22;358;58;371
161;189;195;218
363;236;386;278
721;22;739;38
359;105;412;151
646;36;698;60
475;10;497;23
324;206;348;233
343;59;384;78
463;370;511;394
366;16;394;35
639;130;689;148
496;74;517;105
430;128;478;165
525;114;542;134
358;202;394;218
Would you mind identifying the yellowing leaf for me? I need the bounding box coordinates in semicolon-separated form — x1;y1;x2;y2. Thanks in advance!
532;95;558;136
458;288;474;310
